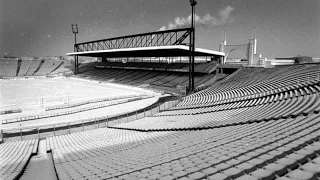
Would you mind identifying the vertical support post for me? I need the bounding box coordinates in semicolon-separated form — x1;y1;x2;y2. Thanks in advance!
191;5;196;93
1;129;4;143
77;56;79;74
74;57;76;75
72;24;78;75
38;128;40;139
189;28;192;95
75;35;77;75
54;125;56;136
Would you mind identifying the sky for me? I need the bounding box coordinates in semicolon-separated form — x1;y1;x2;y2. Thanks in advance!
0;0;319;58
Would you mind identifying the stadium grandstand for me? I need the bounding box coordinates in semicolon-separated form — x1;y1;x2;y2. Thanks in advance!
0;57;93;78
1;25;320;180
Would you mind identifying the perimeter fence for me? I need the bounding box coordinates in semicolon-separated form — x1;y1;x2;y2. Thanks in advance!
1;99;180;142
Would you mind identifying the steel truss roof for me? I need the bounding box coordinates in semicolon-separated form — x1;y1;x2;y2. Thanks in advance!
67;45;225;57
75;28;192;53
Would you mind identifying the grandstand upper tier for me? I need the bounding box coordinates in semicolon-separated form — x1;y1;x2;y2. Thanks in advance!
76;60;223;94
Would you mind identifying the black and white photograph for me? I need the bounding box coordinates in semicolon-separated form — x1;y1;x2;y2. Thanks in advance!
1;0;320;179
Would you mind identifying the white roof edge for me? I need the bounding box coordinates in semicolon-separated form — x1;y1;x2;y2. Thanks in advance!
194;47;225;56
66;45;225;56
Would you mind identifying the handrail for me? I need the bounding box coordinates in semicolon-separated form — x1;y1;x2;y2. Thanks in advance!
1;99;180;142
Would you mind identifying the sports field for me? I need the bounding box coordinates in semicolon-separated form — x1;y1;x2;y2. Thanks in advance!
0;77;159;129
0;77;145;111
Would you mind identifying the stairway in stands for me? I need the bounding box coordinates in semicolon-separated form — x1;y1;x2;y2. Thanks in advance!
20;139;57;180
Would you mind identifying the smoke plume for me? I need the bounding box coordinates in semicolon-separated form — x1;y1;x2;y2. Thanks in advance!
159;6;235;31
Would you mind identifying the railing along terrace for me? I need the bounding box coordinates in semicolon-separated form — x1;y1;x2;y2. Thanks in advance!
0;100;180;142
75;28;192;52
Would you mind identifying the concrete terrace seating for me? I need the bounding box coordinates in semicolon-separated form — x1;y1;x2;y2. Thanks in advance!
112;89;320;131
48;113;320;179
172;80;320;111
0;60;9;76
178;64;320;108
0;59;77;78
0;139;38;180
33;60;62;76
49;61;82;75
79;67;217;91
0;59;18;77
17;60;32;76
24;60;43;76
154;86;320;117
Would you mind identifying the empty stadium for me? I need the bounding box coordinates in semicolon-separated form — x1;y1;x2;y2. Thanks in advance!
2;2;320;180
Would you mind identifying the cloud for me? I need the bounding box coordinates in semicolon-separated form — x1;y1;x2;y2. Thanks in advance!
159;6;235;31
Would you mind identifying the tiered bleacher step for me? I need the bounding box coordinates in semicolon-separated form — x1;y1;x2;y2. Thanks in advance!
24;60;42;76
33;60;62;76
0;139;38;180
80;61;220;93
31;59;45;75
179;64;320;108
111;82;320;131
48;113;320;179
19;139;57;180
0;59;18;77
0;59;89;78
17;60;32;76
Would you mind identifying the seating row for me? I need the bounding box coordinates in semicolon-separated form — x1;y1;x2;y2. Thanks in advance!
39;64;320;180
155;84;320;116
78;68;216;90
0;59;75;77
112;90;320;131
178;64;320;108
48;113;320;180
0;139;38;180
